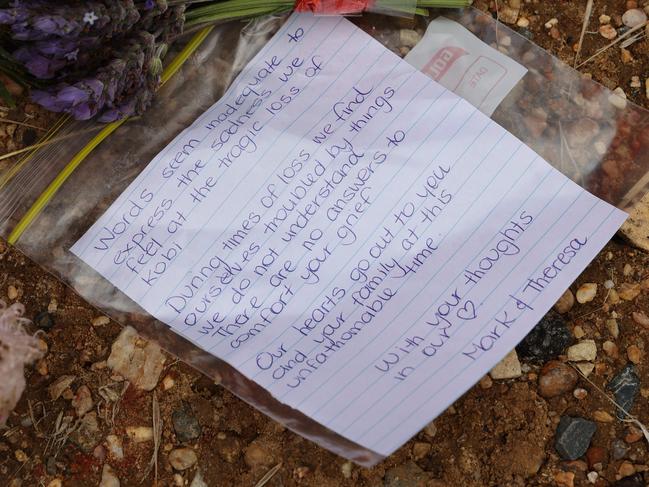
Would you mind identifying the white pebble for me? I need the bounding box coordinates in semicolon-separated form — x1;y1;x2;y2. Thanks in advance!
567;340;597;362
341;461;353;479
599;14;611;24
99;464;120;487
577;362;595;377
169;448;198;470
162;374;175;390
622;8;647;28
92;316;110;327
499;35;512;47
544;18;558;29
609;87;628;110
7;285;18;300
399;29;421;48
599;24;618;39
516;17;530;28
489;350;522;380
126;426;153;443
106;434;124;459
191;471;209;487
576;282;597;303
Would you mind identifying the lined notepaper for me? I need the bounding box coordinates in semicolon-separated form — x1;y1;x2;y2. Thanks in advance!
72;14;626;456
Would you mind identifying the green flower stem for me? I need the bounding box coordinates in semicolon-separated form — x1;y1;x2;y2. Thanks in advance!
184;0;472;26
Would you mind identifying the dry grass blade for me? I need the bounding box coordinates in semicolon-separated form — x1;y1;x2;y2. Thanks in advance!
112;381;130;426
141;392;162;484
558;121;586;187
576;19;649;68
27;399;47;437
2;424;20;437
96;380;128;427
0;124;103;160
254;462;283;487
44;409;79;458
494;0;501;49
0;118;47;131
620;30;646;49
573;0;594;66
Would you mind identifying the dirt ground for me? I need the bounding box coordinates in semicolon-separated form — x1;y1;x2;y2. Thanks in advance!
1;1;649;486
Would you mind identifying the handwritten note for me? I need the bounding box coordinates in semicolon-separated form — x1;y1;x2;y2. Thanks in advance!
72;14;626;457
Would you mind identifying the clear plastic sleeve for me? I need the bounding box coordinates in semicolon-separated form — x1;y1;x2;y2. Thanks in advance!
1;8;647;466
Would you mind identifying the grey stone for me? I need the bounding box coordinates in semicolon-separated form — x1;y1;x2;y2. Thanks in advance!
607;363;640;419
554;416;597;460
45;456;57;475
34;311;54;330
172;402;201;443
611;439;629;460
517;312;573;363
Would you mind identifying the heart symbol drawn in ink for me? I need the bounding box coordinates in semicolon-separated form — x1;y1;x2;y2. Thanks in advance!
456;299;477;321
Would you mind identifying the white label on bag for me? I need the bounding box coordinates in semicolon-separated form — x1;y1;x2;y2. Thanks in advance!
405;17;528;116
71;14;626;457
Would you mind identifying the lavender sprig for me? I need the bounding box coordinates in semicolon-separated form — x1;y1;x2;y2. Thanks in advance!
12;37;104;78
0;0;140;41
31;32;162;121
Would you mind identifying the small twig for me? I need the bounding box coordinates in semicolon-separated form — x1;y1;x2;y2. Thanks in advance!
162;358;180;374
2;425;20;437
44;409;80;459
558;121;585;187
572;364;649;447
620;31;646;49
0;118;47;131
573;285;611;321
10;454;30;479
0;124;103;161
576;20;649;68
141;392;162;484
254;462;283;487
574;0;594;67
27;400;42;436
112;381;130;425
494;0;501;50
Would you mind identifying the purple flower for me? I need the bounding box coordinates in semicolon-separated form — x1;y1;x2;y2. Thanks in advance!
0;1;140;41
32;78;105;120
30;31;162;121
11;37;103;78
32;15;75;36
4;1;185;120
13;47;67;78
